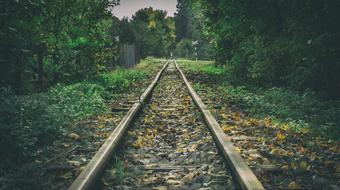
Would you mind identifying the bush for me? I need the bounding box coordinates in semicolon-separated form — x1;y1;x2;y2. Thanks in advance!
0;83;109;168
0;58;155;172
0;89;63;167
96;69;147;99
49;83;107;122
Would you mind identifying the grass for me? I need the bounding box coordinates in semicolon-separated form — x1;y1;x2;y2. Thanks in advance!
113;155;125;184
178;59;340;140
177;59;225;75
0;57;163;172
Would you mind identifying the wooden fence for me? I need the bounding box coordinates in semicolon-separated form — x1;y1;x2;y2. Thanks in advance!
119;44;140;68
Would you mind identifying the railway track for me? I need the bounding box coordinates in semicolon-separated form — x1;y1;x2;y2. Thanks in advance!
68;60;264;190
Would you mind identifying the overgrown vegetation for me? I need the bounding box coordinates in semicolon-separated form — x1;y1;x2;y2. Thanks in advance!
187;1;340;99
181;60;340;139
0;0;120;93
0;58;161;174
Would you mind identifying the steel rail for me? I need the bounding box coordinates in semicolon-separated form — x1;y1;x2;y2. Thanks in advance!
69;59;264;190
68;60;169;190
174;60;265;190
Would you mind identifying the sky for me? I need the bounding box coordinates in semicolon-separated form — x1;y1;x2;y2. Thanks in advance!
112;0;177;19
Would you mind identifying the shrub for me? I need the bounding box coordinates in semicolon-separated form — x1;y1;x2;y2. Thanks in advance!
0;89;62;167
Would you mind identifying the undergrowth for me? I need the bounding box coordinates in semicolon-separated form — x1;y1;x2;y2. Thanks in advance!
0;57;162;173
180;59;340;140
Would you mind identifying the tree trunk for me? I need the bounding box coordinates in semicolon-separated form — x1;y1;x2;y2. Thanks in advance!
14;55;23;93
37;51;44;92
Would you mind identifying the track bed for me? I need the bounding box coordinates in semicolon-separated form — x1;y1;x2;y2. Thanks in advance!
99;63;236;189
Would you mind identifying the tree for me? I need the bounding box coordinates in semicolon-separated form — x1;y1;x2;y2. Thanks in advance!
130;7;176;58
191;0;340;98
174;0;211;59
0;0;120;93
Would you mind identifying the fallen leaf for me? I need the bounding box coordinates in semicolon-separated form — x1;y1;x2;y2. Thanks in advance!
68;133;80;140
183;172;196;184
288;181;301;189
336;165;340;173
263;118;272;126
222;125;231;133
101;178;110;186
299;161;308;170
132;136;144;148
235;147;241;153
276;131;286;141
68;160;81;166
167;179;182;186
60;172;73;179
188;144;198;152
234;113;241;121
61;143;70;148
298;146;305;153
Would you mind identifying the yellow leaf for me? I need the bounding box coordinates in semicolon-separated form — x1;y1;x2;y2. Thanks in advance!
263;117;272;126
188;144;197;152
176;147;186;153
221;113;229;119
132;137;143;149
280;124;289;131
288;181;301;189
276;131;286;141
234;113;241;121
222;125;231;133
235;147;241;153
250;118;260;126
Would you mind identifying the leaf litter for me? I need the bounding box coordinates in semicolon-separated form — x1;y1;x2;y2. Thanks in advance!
101;64;236;190
184;71;340;190
11;66;163;190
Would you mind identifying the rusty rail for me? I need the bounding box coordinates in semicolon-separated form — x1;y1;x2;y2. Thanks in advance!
174;60;264;190
69;59;264;190
68;60;169;190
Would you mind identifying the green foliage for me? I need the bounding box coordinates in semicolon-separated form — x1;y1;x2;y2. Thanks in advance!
113;155;125;184
0;0;120;93
50;83;107;121
179;59;224;75
119;8;176;58
191;0;340;98
0;89;63;165
174;39;194;59
174;0;211;59
0;83;107;168
182;60;340;139
96;69;147;99
0;58;155;172
218;85;340;139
